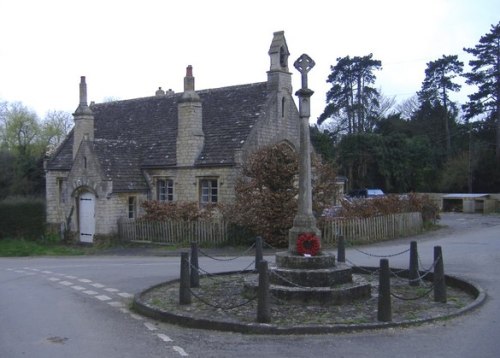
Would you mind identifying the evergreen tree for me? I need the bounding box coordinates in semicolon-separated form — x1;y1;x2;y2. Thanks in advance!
463;21;500;161
418;55;464;158
318;54;382;133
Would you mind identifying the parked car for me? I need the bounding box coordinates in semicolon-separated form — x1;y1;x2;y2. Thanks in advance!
347;188;385;198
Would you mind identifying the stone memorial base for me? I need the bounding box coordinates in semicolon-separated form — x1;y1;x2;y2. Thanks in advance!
245;251;371;305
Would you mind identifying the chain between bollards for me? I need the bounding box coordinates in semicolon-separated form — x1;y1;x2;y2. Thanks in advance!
377;258;392;322
179;252;191;305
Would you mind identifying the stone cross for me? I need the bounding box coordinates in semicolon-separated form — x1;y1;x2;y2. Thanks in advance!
294;54;315;90
288;54;321;253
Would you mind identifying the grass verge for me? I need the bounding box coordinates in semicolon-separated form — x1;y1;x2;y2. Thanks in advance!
0;239;89;257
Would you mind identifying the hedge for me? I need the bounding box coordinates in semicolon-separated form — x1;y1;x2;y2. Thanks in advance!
0;197;45;240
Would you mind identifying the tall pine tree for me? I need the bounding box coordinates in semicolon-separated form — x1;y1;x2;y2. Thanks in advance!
463;22;500;162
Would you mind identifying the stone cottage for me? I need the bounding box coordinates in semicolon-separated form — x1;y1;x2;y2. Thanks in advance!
45;31;301;243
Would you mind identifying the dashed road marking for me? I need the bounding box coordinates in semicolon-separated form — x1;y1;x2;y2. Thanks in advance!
129;313;143;320
108;301;125;308
157;333;173;342
144;322;158;331
173;346;189;356
5;266;190;357
78;278;92;283
118;292;134;298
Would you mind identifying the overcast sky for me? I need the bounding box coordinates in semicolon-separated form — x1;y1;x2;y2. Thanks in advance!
0;0;498;123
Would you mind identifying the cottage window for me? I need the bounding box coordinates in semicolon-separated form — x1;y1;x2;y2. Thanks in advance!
128;196;136;219
157;179;174;202
57;177;65;204
200;179;218;206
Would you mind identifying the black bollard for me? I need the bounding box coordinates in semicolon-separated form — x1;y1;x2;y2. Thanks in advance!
408;241;419;286
190;242;200;288
337;235;346;263
433;246;447;303
257;260;271;323
255;236;263;271
179;252;191;305
377;258;392;322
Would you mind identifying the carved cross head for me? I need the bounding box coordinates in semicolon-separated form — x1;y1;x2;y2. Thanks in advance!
294;54;315;89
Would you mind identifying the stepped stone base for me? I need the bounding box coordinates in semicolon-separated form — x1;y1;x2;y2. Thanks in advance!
252;251;372;305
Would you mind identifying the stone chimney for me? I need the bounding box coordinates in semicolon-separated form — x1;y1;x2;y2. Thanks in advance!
267;31;292;93
176;65;204;167
73;76;94;159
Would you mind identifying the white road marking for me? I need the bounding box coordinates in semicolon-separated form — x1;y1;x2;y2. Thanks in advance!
108;301;125;308
78;278;92;283
72;286;85;291
48;277;60;281
118;292;134;298
172;346;189;356
14;270;26;274
157;333;173;342
129;313;143;320
83;290;98;295
91;283;105;288
95;295;112;301
144;322;157;331
65;275;77;279
104;288;119;293
6;268;14;271
59;281;73;286
41;270;52;274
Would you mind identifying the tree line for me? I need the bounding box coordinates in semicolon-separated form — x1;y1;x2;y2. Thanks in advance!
0;102;72;199
313;21;500;193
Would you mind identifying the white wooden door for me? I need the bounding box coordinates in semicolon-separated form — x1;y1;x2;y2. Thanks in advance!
79;192;95;243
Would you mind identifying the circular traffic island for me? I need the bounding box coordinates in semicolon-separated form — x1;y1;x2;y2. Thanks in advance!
132;267;485;334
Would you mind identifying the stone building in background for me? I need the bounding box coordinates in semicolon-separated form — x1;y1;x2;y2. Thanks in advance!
45;31;300;242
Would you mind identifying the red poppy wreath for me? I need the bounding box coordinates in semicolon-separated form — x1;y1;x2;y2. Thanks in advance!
296;232;320;256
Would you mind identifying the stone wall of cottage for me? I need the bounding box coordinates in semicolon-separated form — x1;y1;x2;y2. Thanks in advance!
45;170;70;225
239;91;300;164
146;166;237;205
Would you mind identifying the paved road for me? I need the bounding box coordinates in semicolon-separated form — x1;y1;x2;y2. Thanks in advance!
1;213;499;358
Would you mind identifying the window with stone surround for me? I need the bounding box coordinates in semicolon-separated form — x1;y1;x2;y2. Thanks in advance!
128;196;136;219
199;178;218;206
157;179;174;202
57;177;66;204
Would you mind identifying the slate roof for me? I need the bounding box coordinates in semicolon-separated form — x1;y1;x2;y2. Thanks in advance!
46;82;271;192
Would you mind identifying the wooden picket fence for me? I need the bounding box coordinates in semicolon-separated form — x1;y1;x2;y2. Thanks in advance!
321;212;423;246
118;218;229;245
118;212;423;246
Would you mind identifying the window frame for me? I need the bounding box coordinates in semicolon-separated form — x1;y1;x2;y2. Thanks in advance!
199;178;218;206
157;178;174;202
128;196;136;219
